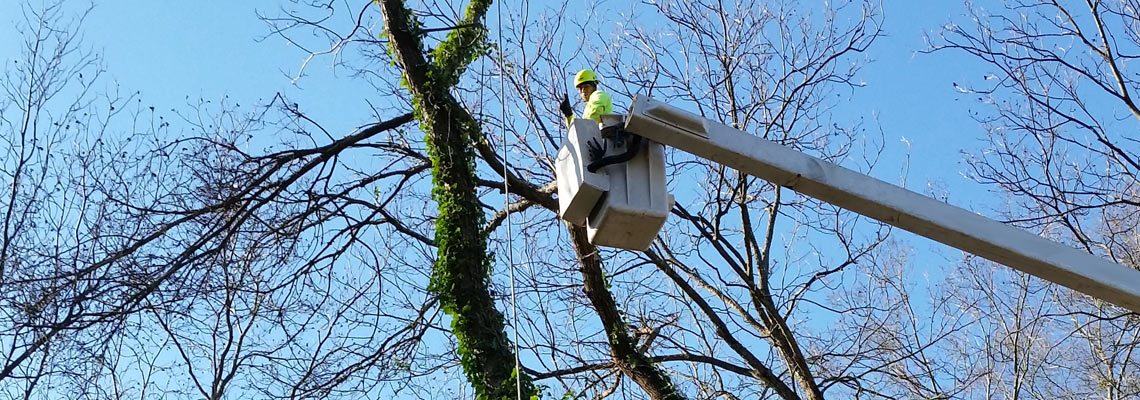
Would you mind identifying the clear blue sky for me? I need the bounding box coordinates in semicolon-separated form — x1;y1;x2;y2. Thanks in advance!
1;1;383;136
0;0;991;200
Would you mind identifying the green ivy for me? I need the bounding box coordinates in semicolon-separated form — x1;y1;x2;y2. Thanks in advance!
380;0;538;398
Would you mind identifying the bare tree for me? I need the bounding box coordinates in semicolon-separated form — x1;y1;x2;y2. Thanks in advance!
14;0;1111;399
600;1;911;398
1;2;449;398
257;0;996;398
928;0;1140;398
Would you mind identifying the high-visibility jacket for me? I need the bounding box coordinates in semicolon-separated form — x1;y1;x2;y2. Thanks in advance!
566;90;613;125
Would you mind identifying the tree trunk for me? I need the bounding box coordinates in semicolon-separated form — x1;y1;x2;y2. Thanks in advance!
567;225;686;400
378;1;536;398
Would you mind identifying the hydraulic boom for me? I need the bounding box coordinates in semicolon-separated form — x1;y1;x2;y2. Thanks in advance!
614;96;1140;313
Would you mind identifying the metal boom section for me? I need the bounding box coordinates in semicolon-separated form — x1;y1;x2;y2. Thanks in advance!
624;96;1140;313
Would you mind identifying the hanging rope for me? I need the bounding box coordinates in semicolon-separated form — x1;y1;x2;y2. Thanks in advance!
495;2;523;400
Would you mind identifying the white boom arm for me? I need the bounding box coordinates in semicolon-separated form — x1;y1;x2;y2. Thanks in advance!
624;96;1140;313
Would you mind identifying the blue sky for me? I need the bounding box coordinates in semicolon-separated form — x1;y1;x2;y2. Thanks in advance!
0;0;991;200
853;1;994;197
0;1;383;136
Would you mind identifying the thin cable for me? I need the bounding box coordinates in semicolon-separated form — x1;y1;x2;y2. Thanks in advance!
471;24;489;400
496;2;523;400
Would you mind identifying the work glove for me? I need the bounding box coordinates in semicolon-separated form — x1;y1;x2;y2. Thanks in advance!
586;137;606;161
559;94;573;118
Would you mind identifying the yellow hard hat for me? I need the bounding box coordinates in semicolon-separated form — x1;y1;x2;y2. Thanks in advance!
574;69;598;87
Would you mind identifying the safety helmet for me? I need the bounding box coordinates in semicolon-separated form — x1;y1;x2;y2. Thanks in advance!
574;69;598;87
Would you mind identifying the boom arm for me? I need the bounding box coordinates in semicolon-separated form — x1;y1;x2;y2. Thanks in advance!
624;96;1140;313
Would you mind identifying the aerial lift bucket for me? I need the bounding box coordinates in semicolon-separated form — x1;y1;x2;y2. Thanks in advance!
555;115;672;251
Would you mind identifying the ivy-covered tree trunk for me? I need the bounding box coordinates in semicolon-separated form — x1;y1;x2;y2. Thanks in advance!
378;1;537;399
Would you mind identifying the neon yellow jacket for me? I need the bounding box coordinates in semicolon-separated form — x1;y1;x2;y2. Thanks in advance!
566;90;613;125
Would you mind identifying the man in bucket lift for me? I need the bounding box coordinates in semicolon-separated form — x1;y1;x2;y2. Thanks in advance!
559;69;613;125
559;69;642;173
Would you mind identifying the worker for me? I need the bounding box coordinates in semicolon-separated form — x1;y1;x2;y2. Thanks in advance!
559;69;613;125
559;69;635;170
